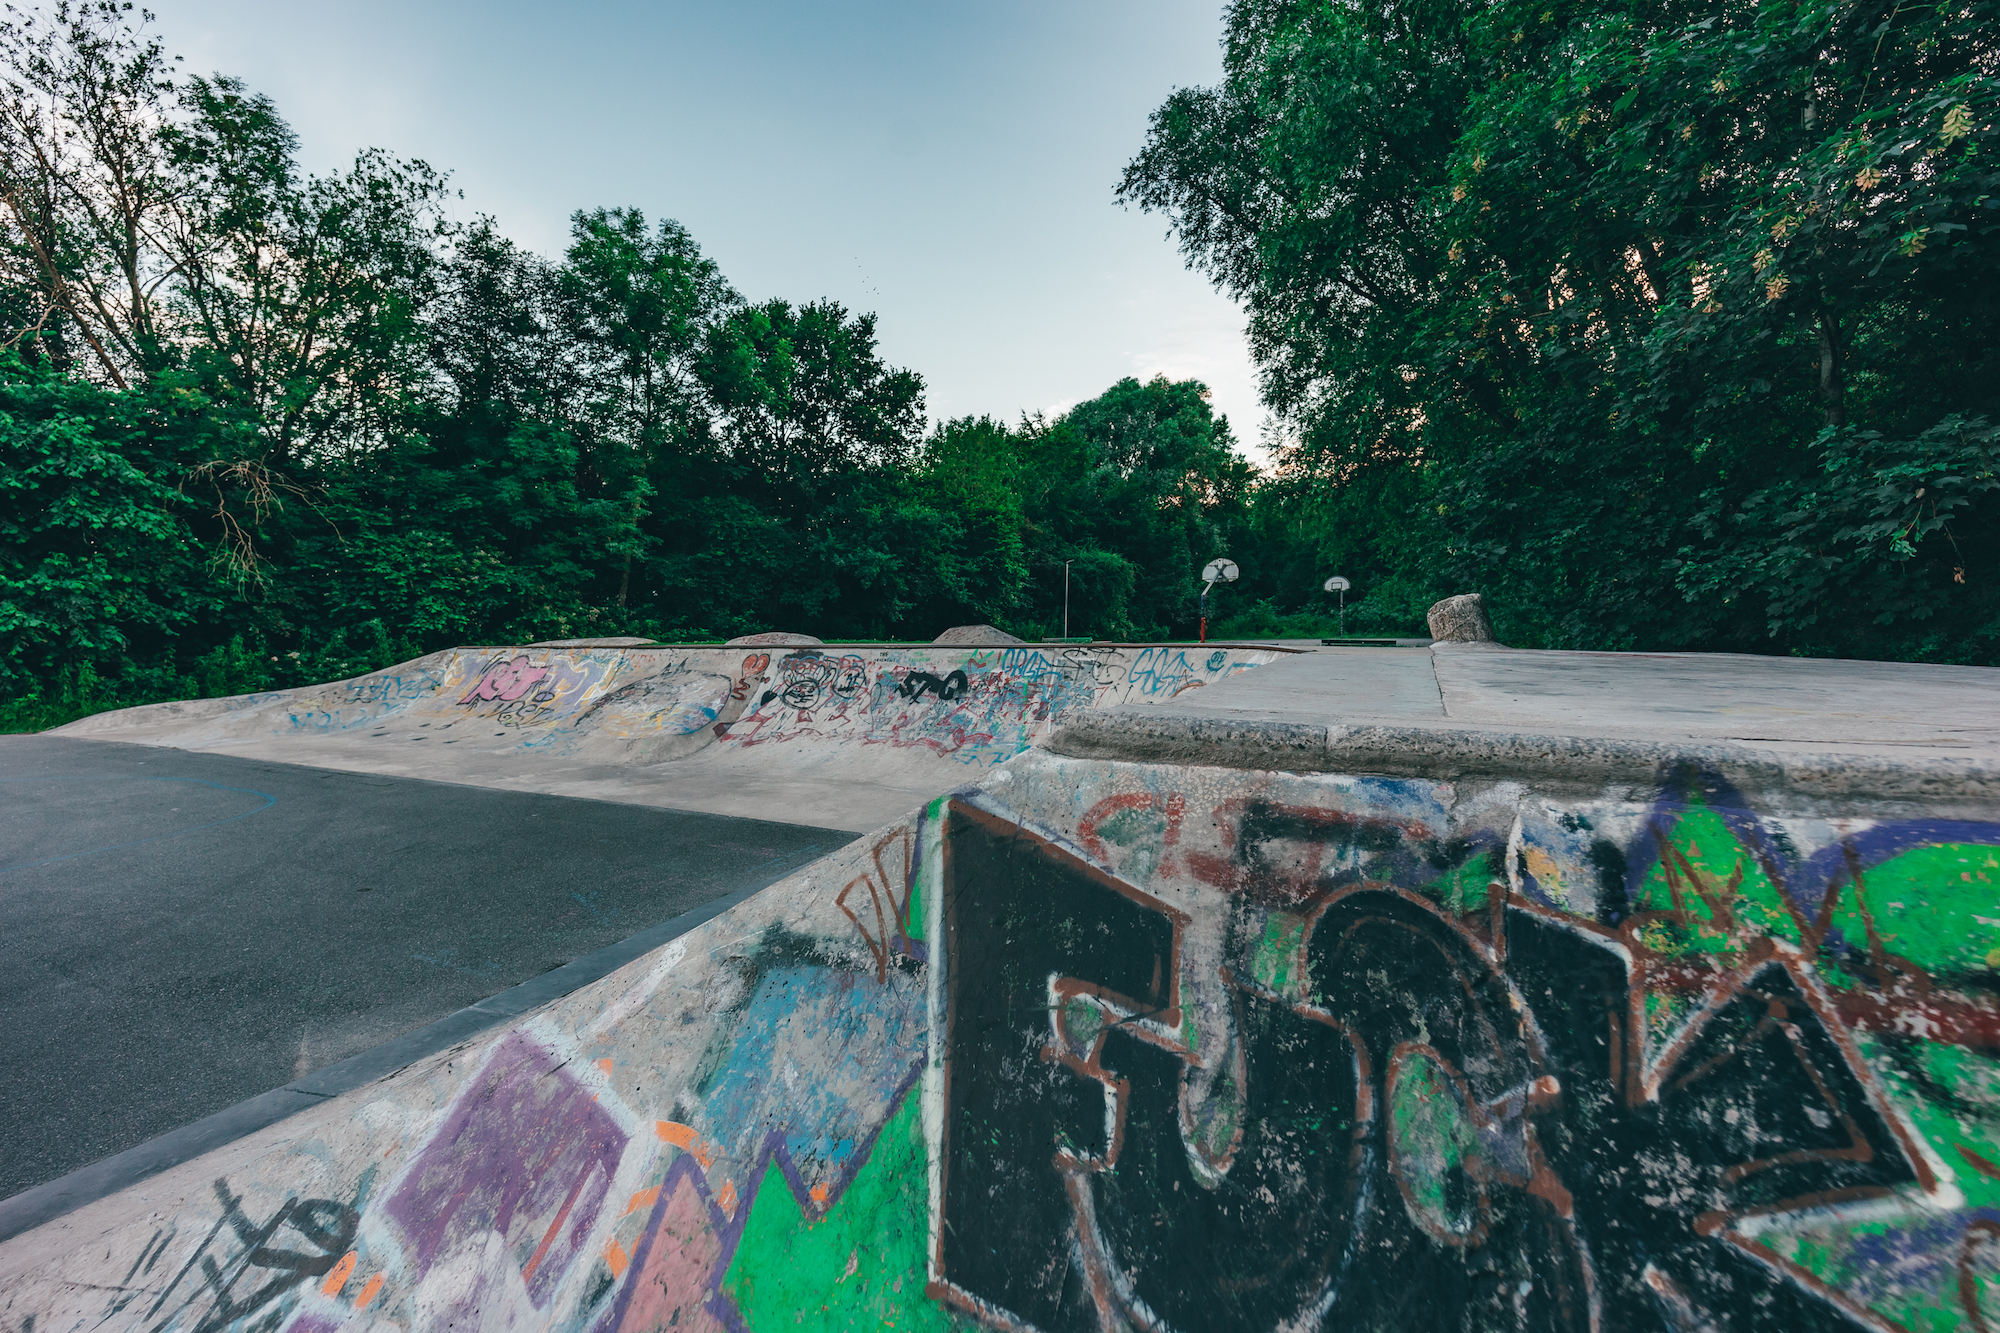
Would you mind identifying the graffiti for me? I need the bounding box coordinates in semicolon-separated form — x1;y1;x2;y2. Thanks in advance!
453;655;614;733
710;645;1281;765
837;827;920;982
1125;647;1205;699
277;667;447;734
572;661;735;739
343;669;445;707
930;782;1998;1333
729;653;771;702
577;917;933;1333
382;1030;628;1321
136;1178;361;1333
895;670;970;703
250;643;1279;765
771;652;871;710
16;757;2000;1333
458;655;549;704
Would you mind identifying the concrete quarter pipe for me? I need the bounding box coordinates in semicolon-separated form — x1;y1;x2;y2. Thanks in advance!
5;643;2000;1331
51;641;1289;831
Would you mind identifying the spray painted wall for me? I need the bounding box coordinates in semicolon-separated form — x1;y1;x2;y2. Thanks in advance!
60;643;1282;772
5;750;1999;1331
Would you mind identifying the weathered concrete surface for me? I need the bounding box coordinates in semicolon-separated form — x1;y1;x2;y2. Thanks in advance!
8;645;1999;1331
1058;641;2000;757
53;643;1287;831
930;624;1024;646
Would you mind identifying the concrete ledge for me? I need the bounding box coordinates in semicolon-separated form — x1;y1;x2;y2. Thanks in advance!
1046;708;2000;811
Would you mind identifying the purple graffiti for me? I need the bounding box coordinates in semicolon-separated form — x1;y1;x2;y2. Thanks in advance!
384;1032;628;1311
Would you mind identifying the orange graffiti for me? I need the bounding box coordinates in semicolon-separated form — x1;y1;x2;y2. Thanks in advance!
319;1251;357;1297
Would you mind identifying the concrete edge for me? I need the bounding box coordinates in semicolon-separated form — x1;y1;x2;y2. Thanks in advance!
0;842;829;1245
1044;709;2000;807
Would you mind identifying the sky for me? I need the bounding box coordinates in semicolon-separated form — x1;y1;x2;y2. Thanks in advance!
157;0;1272;464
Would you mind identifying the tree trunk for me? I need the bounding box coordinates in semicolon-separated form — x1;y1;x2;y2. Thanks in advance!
1818;304;1845;429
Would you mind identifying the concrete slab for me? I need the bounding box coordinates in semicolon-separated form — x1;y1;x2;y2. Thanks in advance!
1140;643;1999;753
1127;644;1448;723
1051;645;2000;806
1428;644;2000;749
6;718;1998;1333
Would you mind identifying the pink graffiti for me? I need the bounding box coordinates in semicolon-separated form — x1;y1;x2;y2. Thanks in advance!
459;655;549;704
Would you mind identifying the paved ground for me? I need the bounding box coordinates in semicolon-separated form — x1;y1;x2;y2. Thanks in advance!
0;736;851;1200
1148;643;2000;754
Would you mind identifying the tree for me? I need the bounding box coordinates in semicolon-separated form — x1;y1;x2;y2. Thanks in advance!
166;77;452;463
0;1;183;385
697;297;925;490
1122;0;2000;658
0;350;226;680
561;207;737;450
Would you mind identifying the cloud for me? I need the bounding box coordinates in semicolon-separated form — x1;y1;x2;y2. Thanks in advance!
1123;291;1272;470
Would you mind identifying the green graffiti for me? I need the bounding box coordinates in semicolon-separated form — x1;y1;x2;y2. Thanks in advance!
1062;996;1105;1051
1635;801;1801;955
1757;1030;2000;1333
1709;857;2000;1333
1825;843;2000;978
1388;1048;1488;1242
1250;911;1309;997
1643;988;1697;1052
1091;803;1171;883
907;798;948;946
723;1089;948;1331
1424;852;1496;916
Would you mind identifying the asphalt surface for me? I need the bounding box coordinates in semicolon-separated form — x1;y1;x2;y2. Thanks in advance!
0;735;852;1200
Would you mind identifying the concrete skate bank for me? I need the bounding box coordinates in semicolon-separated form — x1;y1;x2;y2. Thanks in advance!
7;645;2000;1331
52;641;1291;830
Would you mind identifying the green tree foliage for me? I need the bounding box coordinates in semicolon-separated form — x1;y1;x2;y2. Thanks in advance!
0;0;1288;732
27;0;1991;733
902;377;1259;640
0;354;217;669
1122;0;2000;656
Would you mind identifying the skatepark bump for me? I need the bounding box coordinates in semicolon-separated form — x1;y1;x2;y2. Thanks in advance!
51;640;1291;831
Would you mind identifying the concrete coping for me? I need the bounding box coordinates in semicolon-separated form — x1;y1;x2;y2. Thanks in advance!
447;641;1316;653
1045;708;2000;812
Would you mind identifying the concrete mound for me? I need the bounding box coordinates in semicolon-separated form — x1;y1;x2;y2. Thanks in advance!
11;645;2000;1332
930;624;1024;646
724;631;823;646
51;641;1287;830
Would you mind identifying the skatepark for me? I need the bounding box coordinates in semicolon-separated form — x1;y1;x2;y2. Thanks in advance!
4;621;2000;1332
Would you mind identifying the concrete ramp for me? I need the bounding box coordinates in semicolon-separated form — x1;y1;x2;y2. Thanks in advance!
10;646;2000;1331
54;642;1288;829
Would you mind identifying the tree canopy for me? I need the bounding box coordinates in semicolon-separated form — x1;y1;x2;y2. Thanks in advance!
1121;0;1998;654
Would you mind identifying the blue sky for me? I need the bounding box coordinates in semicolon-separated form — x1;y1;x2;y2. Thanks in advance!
162;1;1269;462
